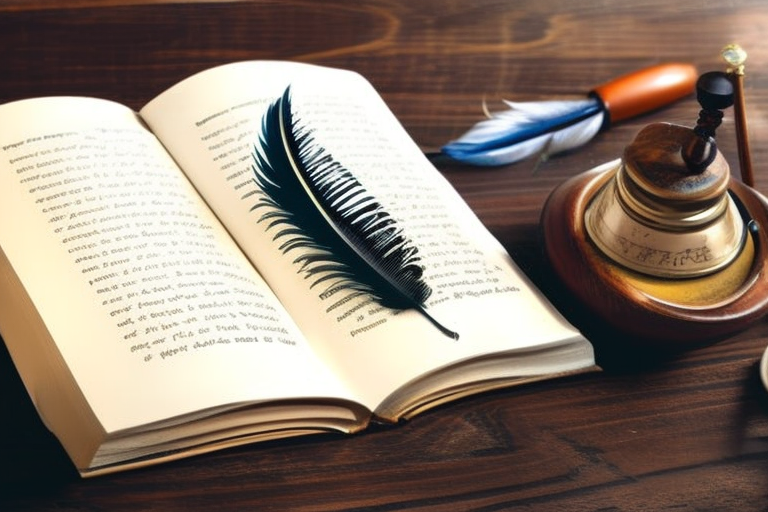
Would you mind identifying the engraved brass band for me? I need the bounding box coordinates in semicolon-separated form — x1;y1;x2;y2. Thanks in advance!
585;162;746;278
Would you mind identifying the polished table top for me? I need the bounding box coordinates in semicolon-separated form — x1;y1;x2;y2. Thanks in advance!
1;1;767;510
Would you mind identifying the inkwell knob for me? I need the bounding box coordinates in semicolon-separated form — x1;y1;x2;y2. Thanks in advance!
683;71;735;171
584;71;747;279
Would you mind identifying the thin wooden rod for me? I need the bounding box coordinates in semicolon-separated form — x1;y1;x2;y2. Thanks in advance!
723;44;754;187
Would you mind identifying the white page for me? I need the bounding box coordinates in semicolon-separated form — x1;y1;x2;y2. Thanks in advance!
0;96;358;433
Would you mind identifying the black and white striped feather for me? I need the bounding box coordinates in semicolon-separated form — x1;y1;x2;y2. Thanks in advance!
251;86;458;340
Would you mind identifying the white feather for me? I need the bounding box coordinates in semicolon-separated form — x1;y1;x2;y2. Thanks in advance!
539;110;604;157
442;98;604;166
500;98;596;117
445;109;604;166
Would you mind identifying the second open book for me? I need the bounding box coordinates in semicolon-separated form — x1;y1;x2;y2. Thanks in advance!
0;61;595;476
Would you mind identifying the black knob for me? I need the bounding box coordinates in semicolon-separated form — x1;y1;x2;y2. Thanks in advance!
683;71;734;172
696;71;734;111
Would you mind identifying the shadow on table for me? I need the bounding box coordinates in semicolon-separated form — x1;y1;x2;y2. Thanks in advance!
0;338;79;501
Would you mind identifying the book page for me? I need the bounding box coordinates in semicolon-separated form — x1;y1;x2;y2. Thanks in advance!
0;97;358;434
141;61;589;411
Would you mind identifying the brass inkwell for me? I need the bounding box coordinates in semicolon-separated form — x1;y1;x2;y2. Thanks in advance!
542;47;768;344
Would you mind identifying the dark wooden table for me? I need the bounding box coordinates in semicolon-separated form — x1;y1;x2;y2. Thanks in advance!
2;1;768;510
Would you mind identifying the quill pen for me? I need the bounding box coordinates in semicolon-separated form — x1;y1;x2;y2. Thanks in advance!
442;63;698;166
252;87;458;340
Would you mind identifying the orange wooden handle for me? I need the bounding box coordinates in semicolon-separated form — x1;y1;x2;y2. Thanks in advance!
591;63;698;126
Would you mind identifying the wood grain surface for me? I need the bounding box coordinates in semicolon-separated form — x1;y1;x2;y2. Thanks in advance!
1;1;767;510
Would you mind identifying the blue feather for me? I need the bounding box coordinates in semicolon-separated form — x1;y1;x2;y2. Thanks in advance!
442;97;605;166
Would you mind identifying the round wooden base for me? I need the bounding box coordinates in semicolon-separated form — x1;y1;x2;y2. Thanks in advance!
541;161;768;345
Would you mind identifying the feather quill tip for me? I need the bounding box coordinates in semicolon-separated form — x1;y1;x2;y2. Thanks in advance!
419;306;459;340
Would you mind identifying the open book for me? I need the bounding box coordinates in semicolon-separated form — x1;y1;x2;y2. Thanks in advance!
0;61;595;477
